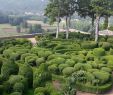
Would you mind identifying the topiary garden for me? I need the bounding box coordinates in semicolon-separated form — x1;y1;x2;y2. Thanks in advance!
1;33;113;95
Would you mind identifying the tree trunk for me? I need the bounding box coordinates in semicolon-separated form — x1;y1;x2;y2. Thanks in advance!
91;17;95;38
56;17;60;39
66;16;69;39
95;16;100;43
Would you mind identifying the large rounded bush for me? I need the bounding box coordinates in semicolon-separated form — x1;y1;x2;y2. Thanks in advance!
101;42;111;51
25;55;38;66
58;64;69;72
1;61;19;79
48;64;59;74
0;85;4;95
19;64;33;88
8;75;28;90
10;92;22;95
34;87;47;95
49;57;65;65
93;71;110;84
36;57;45;66
13;82;24;93
65;59;75;67
62;67;74;76
93;48;105;57
81;41;97;49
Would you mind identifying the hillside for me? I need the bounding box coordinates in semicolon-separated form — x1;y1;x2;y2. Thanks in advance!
0;0;48;13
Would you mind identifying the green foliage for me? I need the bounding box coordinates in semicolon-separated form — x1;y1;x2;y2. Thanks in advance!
48;64;59;74
1;61;19;79
101;42;111;51
33;64;52;88
18;65;33;88
93;71;110;84
62;67;74;76
65;59;75;67
93;48;105;56
10;92;22;95
36;57;45;66
25;55;38;66
13;82;24;93
81;41;97;49
0;85;4;95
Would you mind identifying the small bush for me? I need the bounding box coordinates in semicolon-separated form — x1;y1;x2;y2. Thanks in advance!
25;56;38;66
93;71;110;84
34;87;49;95
62;67;74;76
107;37;113;43
0;85;4;95
10;92;22;95
48;64;59;74
1;61;19;79
101;67;112;73
36;57;45;66
13;83;24;93
93;48;105;57
101;42;111;51
65;59;75;67
19;64;33;88
58;64;69;72
81;41;97;49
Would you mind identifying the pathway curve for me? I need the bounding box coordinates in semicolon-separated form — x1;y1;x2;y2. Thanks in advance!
27;38;37;46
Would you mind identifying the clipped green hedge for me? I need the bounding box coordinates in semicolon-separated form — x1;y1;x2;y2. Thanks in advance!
76;82;112;94
81;41;97;49
93;48;105;57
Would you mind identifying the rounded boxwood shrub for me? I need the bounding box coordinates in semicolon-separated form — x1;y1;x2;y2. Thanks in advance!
25;55;38;66
10;92;22;95
33;64;52;88
86;51;94;61
62;67;74;76
101;42;111;51
21;53;37;61
18;64;33;88
10;53;20;61
101;67;112;73
48;64;59;74
49;57;65;65
34;87;47;95
1;61;19;79
65;59;75;67
93;71;110;84
8;75;28;90
36;57;45;66
107;37;113;43
74;63;83;71
38;50;52;58
0;85;4;95
58;64;69;72
13;82;24;93
93;48;105;57
81;41;97;49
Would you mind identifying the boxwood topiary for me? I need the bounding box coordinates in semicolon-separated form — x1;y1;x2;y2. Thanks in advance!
93;48;105;57
48;64;59;74
65;59;75;67
13;82;24;93
62;67;74;76
36;57;45;66
10;92;22;95
18;64;33;88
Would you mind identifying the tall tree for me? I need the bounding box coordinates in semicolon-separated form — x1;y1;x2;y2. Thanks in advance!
45;0;61;38
77;0;96;37
91;0;113;42
61;0;78;39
